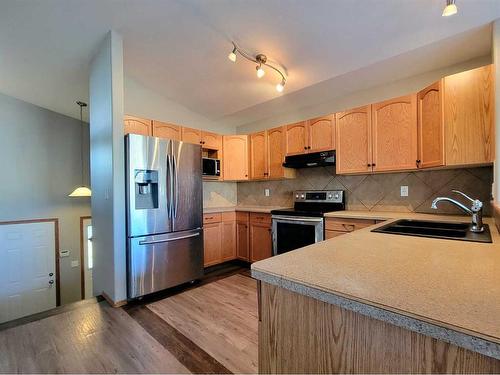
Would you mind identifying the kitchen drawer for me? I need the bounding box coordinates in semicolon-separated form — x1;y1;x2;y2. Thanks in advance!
325;230;347;239
236;211;249;222
222;211;236;222
203;213;222;224
250;212;271;225
325;217;377;232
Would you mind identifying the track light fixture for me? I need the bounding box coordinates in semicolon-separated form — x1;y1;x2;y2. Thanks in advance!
228;42;287;92
442;0;458;16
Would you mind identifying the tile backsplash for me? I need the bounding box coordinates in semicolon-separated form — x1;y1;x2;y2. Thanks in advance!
236;166;494;216
203;181;237;208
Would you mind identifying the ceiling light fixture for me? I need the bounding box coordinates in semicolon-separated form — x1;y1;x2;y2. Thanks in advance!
228;42;287;92
69;101;91;197
442;0;458;16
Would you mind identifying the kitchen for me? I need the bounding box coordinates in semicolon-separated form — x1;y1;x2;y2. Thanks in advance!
0;1;500;374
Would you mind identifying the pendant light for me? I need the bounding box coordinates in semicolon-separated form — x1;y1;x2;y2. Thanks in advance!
69;101;91;197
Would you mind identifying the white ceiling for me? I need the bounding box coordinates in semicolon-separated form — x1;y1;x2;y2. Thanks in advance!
0;0;499;127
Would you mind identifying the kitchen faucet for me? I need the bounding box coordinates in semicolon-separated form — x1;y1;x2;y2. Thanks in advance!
431;190;484;233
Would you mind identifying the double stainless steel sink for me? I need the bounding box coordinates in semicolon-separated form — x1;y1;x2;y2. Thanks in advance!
372;219;492;243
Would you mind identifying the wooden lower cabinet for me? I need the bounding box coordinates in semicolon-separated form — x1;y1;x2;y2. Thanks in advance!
221;215;236;261
203;222;222;267
249;213;272;262
236;212;250;261
258;282;500;374
324;217;381;239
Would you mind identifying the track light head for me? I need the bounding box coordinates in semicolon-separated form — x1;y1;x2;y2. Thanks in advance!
442;0;457;16
276;80;285;93
228;47;237;62
256;65;265;78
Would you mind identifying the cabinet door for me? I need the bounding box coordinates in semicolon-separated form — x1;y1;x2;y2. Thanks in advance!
285;121;308;156
250;223;272;262
201;131;222;150
372;95;418;172
335;106;372;174
203;222;222;267
124;115;152;136
308;115;335;152
152;120;181;141
444;65;494;166
181;127;202;145
250;131;268;180
223;135;249;181
221;220;236;261
417;81;444;169
236;221;249;261
267;126;288;179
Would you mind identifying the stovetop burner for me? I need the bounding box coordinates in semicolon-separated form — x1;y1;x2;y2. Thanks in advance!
271;190;345;217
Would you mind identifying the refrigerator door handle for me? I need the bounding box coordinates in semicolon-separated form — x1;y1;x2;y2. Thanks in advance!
139;231;200;245
173;154;179;218
167;153;174;219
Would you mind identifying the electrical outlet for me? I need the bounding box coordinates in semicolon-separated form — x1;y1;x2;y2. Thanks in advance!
400;186;409;197
71;260;80;268
264;188;270;197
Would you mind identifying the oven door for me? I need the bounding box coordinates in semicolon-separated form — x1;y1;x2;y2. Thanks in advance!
272;215;324;256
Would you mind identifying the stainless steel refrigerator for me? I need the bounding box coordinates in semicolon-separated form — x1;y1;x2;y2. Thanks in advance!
125;134;203;299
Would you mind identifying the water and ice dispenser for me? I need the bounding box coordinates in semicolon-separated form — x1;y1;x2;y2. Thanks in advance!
134;169;159;209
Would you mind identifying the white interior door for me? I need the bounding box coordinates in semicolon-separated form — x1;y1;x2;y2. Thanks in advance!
0;221;56;323
82;218;93;299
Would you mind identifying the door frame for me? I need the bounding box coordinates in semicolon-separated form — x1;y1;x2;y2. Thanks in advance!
80;216;92;300
0;218;60;306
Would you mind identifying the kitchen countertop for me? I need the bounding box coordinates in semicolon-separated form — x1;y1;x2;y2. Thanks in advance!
251;211;500;359
203;205;290;214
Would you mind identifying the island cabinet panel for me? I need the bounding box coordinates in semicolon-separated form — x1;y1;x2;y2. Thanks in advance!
371;94;418;172
236;212;250;261
181;126;202;145
417;81;444;169
124;115;152;136
250;131;268;180
443;65;494;166
258;282;500;374
308;115;335;153
249;213;272;262
335;106;372;174
285;121;308;156
152;120;181;140
223;135;249;181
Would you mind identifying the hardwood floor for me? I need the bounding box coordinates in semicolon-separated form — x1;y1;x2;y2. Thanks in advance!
0;267;258;374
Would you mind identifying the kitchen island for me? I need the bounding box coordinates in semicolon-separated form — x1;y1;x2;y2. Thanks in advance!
252;212;500;373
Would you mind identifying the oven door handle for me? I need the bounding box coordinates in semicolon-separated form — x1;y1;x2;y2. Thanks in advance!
272;216;324;223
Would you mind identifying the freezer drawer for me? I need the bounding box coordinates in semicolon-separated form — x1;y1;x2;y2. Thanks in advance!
127;228;204;298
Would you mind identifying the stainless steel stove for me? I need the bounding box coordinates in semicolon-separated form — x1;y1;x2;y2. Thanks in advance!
271;190;345;255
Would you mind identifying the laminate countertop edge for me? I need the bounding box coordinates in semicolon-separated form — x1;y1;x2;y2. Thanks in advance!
251;268;500;360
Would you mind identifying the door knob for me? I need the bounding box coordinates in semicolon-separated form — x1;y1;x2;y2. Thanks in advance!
49;272;54;277
48;280;54;285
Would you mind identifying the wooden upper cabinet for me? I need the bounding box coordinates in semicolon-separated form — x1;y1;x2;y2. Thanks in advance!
371;94;418;172
285;121;308;156
124;115;152;136
443;65;494;166
267;126;290;179
335;106;372;174
417;81;444;169
202;131;222;150
308;115;335;153
223;135;249;181
250;131;268;180
181;127;202;145
152;120;181;141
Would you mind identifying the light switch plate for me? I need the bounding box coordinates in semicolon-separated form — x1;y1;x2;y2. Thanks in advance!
400;186;409;197
264;189;270;197
71;260;80;268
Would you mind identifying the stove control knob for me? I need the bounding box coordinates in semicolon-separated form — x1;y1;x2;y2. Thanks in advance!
300;194;305;199
295;194;299;199
328;194;333;199
334;193;339;199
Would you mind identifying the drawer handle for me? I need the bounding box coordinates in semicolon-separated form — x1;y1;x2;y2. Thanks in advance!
205;216;214;220
343;224;355;231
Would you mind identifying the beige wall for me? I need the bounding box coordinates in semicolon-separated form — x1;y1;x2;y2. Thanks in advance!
237;167;493;216
0;91;91;305
235;56;491;134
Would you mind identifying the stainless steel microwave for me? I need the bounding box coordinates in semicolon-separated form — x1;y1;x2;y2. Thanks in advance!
202;158;220;177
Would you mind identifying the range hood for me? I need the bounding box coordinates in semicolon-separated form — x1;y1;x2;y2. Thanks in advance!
283;150;335;169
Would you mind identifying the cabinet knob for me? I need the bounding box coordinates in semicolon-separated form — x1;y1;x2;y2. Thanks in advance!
367;164;371;167
304;146;307;150
416;159;421;168
372;163;376;167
